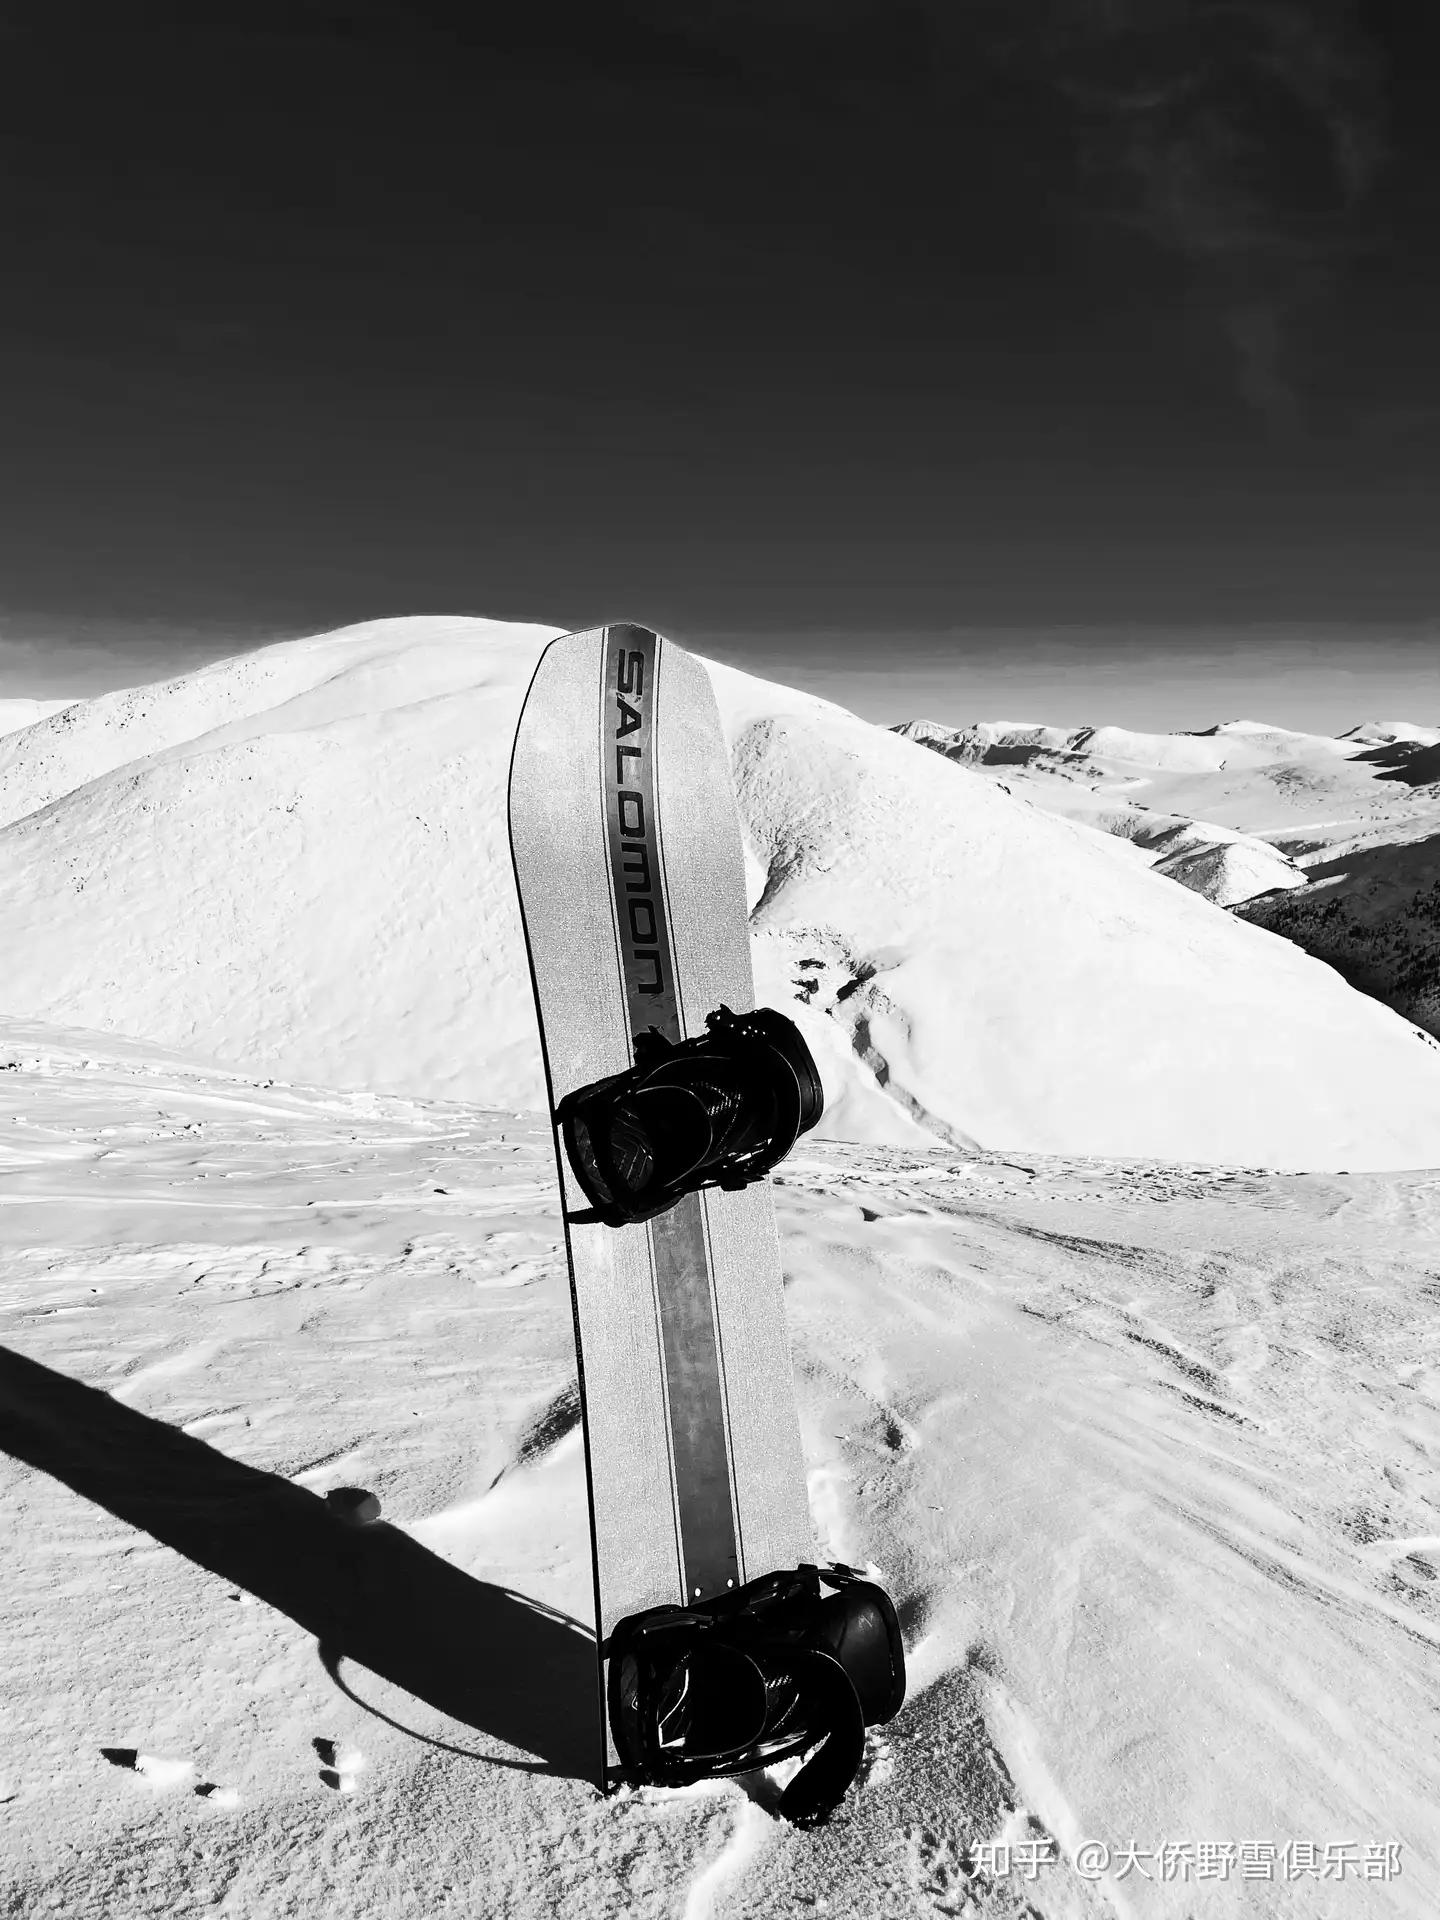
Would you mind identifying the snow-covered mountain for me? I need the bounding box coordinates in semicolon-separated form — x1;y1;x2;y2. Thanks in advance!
0;696;71;740
3;616;1440;1169
898;714;1440;1039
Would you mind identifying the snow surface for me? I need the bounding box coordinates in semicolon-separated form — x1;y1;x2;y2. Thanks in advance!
3;616;1440;1169
2;1021;1438;1918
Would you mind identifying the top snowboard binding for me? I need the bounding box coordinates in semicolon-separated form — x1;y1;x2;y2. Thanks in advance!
607;1562;906;1828
557;1005;823;1228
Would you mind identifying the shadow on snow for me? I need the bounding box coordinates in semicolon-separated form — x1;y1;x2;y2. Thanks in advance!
0;1344;598;1782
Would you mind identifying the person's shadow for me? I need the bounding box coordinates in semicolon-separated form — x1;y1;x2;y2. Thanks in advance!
0;1344;599;1781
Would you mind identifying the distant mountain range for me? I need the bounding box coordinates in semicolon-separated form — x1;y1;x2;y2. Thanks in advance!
896;716;1440;1044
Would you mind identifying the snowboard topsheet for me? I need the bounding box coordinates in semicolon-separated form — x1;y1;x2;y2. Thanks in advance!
508;625;814;1784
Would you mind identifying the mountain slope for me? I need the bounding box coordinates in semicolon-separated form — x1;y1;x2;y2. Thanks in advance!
2;617;1439;1168
899;714;1440;1037
0;696;71;741
1238;832;1440;1041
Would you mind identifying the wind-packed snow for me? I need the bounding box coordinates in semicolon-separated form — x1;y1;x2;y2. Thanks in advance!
2;1022;1437;1918
3;616;1440;1169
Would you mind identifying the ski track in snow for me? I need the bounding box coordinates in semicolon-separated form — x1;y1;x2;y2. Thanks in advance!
2;1030;1438;1917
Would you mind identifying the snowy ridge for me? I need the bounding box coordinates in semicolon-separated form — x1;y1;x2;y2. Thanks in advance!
1342;720;1440;747
0;696;71;741
1;615;1439;1168
897;715;1361;776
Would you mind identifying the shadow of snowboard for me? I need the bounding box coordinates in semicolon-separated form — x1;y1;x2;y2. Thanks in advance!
0;1344;597;1781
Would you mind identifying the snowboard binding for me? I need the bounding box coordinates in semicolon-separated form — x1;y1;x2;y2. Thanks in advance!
607;1564;906;1828
557;1005;823;1227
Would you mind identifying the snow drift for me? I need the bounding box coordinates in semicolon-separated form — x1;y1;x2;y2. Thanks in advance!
2;615;1439;1169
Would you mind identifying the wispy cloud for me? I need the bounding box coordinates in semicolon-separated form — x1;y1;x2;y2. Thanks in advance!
633;1;1391;432
1028;0;1390;429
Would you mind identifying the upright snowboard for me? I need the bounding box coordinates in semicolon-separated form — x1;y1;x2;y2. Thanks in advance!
508;625;903;1822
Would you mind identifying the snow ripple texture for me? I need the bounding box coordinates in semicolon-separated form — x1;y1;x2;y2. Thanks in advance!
2;1032;1439;1915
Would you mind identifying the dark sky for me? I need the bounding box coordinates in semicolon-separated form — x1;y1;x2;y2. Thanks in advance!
2;1;1439;693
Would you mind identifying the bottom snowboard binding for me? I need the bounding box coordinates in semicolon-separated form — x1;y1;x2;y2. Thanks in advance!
606;1564;905;1828
557;1005;823;1227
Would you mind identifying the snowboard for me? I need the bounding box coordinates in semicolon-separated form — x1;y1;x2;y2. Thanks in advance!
507;624;816;1789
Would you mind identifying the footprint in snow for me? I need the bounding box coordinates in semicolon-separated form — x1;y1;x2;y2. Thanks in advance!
101;1749;240;1804
486;1381;581;1488
313;1737;366;1793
